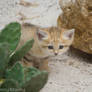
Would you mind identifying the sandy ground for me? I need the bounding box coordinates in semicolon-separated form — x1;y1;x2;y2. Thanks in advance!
0;0;92;92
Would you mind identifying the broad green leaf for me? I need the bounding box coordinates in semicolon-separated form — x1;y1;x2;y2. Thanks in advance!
6;63;48;92
0;79;20;92
0;43;10;78
0;22;21;52
5;63;24;87
9;39;34;67
23;67;48;92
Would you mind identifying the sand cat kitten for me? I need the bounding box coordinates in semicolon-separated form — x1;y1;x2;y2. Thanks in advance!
18;23;75;71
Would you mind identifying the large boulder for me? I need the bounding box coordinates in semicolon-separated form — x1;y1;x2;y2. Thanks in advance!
58;0;92;54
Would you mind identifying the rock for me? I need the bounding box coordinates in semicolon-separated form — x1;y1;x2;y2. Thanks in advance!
58;0;92;54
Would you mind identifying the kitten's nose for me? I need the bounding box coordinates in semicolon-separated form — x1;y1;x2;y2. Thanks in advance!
54;53;58;56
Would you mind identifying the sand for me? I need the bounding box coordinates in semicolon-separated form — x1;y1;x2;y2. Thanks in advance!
0;0;92;92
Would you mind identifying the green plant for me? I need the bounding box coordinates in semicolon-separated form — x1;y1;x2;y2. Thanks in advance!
0;22;48;92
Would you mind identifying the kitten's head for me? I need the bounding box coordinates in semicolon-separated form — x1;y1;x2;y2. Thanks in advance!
36;27;75;56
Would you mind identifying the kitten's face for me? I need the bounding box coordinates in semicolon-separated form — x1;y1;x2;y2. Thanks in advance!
36;27;75;56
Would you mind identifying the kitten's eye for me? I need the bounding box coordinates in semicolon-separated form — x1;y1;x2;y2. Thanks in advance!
59;45;64;49
48;45;53;49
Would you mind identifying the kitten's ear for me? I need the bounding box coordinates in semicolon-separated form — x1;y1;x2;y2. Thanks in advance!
63;29;75;40
36;29;48;41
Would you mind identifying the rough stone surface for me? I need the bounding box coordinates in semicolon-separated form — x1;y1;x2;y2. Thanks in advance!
0;0;92;92
58;0;92;54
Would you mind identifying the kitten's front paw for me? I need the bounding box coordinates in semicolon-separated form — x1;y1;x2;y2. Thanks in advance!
39;61;50;72
39;65;50;72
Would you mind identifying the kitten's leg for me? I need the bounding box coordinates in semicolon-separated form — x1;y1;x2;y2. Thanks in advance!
21;58;33;67
39;59;49;72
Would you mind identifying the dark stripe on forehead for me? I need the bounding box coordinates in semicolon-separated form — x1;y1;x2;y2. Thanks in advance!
48;27;61;41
